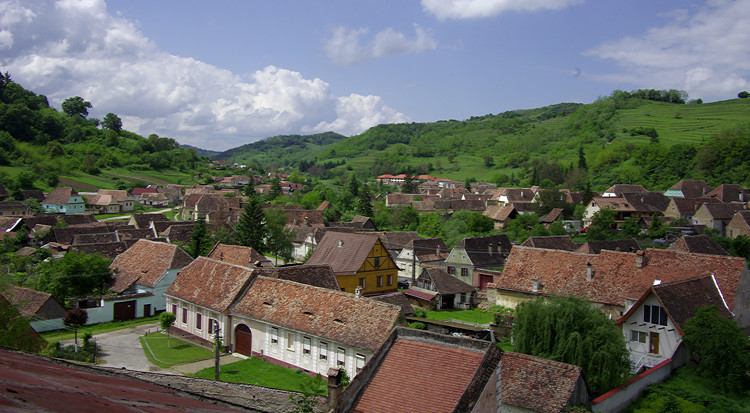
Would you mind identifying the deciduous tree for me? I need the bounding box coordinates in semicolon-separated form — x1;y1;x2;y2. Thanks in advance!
37;252;112;302
512;295;630;395
61;96;92;118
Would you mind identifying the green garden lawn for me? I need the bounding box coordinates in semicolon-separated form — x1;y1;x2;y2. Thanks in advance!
140;333;213;367
425;308;495;324
41;315;160;342
193;357;326;393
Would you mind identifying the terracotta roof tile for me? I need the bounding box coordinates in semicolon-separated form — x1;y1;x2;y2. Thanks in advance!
418;267;476;295
667;235;729;256
501;352;586;413
521;236;579;251
3;285;61;317
371;292;414;316
667;180;711;198
305;232;381;275
496;246;745;309
71;242;128;259
452;235;512;267
207;243;271;267
575;239;641;254
231;277;403;352
110;240;193;293
165;257;255;312
254;264;340;290
43;187;77;205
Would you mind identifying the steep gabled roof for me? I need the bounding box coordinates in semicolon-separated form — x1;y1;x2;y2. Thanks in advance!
230;276;403;352
109;239;193;293
129;213;169;229
305;232;382;275
618;274;733;334
341;327;502;413
667;197;714;216
451;234;512;267
371;292;414;316
667;235;729;256
43;187;78;205
541;207;564;223
207;243;271;267
699;202;745;220
419;267;476;295
407;237;449;262
71;242;129;259
501;352;588;413
604;184;647;196
521;235;579;251
705;184;750;203
622;192;670;213
253;264;340;290
666;180;711;198
165;257;255;313
3;285;65;318
495;246;745;309
483;204;517;221
285;209;325;227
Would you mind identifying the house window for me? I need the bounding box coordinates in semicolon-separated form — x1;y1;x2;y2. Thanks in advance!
374;257;381;267
172;304;177;314
377;275;383;287
630;330;647;343
387;274;393;286
270;327;279;345
303;337;311;356
337;347;346;367
359;277;366;288
287;332;295;351
196;313;202;331
320;342;328;361
355;353;366;373
461;268;468;278
643;305;668;326
182;308;188;325
447;266;455;275
208;318;215;334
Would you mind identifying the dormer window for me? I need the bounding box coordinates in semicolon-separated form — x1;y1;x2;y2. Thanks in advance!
334;318;344;324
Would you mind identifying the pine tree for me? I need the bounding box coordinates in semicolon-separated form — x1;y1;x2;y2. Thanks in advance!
187;216;211;258
356;183;373;217
237;192;266;252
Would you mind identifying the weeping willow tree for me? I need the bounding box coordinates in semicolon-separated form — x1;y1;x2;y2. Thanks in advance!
512;295;630;395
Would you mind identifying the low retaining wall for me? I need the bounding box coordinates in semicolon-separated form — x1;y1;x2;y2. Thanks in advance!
592;359;674;413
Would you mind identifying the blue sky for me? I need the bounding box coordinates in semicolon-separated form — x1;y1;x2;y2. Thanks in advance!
2;0;749;150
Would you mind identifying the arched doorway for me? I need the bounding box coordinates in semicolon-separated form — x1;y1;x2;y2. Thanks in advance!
235;324;252;357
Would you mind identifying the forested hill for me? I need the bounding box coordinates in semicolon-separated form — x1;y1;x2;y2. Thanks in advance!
219;90;750;191
0;73;203;191
213;132;347;166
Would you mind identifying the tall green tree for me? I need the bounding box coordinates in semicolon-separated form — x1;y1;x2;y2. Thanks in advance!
264;207;294;265
61;96;92;118
512;295;630;395
683;306;750;393
37;252;112;301
586;208;617;241
267;176;283;201
102;113;122;134
187;217;211;258
401;175;419;194
356;183;373;217
236;192;266;253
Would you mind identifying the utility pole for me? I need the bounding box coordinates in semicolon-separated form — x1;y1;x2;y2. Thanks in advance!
214;321;221;381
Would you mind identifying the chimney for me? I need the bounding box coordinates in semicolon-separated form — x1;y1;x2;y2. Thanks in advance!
532;278;540;292
354;286;363;298
436;245;441;257
488;244;493;257
636;250;645;269
326;367;343;412
586;263;594;281
338;240;344;248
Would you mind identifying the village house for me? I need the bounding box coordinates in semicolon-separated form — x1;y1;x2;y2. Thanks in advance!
727;210;750;239
41;187;85;215
704;183;750;203
443;234;512;289
0;200;27;216
692;202;746;237
617;274;733;372
81;192;121;215
138;192;170;207
487;246;749;328
521;235;579;251
663;179;711;199
583;192;669;227
666;234;729;256
334;327;503;413
662;197;713;222
395;237;449;283
103;239;193;323
483;204;517;230
2;285;67;332
306;232;399;296
405;267;476;310
602;184;647;197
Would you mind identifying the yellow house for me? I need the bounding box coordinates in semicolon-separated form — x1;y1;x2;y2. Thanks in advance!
305;231;399;296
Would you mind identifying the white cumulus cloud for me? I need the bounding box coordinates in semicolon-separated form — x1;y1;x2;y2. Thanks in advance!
421;0;582;20
585;0;750;101
0;0;408;150
325;24;437;66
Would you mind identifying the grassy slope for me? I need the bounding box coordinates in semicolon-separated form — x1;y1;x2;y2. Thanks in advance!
192;357;326;393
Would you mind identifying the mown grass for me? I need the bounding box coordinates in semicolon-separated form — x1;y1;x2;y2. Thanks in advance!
192;357;327;393
41;315;160;342
624;365;750;413
139;333;213;368
425;308;495;324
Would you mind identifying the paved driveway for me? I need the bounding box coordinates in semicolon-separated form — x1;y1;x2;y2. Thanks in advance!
92;322;164;372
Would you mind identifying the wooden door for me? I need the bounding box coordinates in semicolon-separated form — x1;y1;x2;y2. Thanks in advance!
649;332;659;354
113;300;136;321
235;324;253;357
143;304;151;317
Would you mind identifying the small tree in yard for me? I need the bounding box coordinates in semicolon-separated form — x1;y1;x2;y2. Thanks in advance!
63;307;88;353
683;306;750;393
159;312;177;348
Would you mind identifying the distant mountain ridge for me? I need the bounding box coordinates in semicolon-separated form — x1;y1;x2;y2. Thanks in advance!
180;144;222;158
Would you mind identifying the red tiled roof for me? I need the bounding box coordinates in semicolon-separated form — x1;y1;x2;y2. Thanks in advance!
254;264;341;290
165;257;255;313
43;187;77;205
521;236;578;251
501;352;587;413
496;246;746;309
667;235;729;256
230;277;403;352
3;285;61;318
110;239;193;293
207;243;271;267
403;287;437;301
305;232;381;275
346;328;502;413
